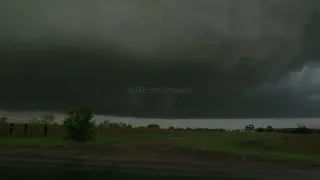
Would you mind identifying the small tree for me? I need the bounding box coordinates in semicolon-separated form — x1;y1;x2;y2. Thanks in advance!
29;114;56;124
294;126;312;134
108;122;121;129
29;117;40;124
245;124;255;132
102;120;110;127
119;122;132;128
0;117;7;124
39;114;56;124
147;124;160;129
266;126;274;132
63;106;95;142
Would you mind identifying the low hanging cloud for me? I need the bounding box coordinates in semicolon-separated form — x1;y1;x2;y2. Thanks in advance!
0;0;320;118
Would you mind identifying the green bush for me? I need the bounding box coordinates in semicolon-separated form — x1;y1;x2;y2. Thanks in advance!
104;121;133;129
147;124;160;129
293;126;313;134
63;106;95;142
212;128;226;132
256;127;264;132
175;127;185;131
119;122;132;128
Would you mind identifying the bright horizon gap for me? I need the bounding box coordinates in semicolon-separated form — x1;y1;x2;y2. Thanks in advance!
1;110;320;129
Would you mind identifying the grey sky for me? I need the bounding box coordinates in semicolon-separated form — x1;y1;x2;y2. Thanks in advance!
0;0;320;118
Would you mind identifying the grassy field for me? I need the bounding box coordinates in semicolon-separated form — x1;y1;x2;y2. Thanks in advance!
0;132;319;165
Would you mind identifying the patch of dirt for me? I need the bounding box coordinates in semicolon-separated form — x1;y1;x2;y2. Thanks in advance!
240;134;320;153
0;140;318;170
0;139;234;164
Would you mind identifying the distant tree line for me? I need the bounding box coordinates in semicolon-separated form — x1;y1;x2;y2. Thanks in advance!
255;125;319;134
2;107;320;142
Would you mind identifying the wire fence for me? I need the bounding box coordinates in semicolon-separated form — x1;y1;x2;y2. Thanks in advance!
1;123;319;137
0;123;201;137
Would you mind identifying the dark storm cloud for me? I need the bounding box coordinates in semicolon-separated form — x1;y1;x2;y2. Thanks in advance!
0;0;320;118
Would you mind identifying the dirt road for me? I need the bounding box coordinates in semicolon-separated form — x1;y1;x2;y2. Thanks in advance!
0;147;319;180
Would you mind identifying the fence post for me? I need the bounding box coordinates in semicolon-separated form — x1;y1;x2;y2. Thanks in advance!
44;124;48;135
100;123;103;136
10;124;13;135
24;123;28;135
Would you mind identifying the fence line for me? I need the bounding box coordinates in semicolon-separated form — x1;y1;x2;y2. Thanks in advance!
1;123;318;137
0;123;67;137
0;123;197;137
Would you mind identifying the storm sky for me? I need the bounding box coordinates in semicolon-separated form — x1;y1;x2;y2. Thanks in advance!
1;0;320;118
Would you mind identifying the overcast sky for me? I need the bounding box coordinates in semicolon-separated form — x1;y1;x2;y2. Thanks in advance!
0;0;320;118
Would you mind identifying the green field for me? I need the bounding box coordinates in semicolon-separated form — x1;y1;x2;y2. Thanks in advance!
0;132;319;165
